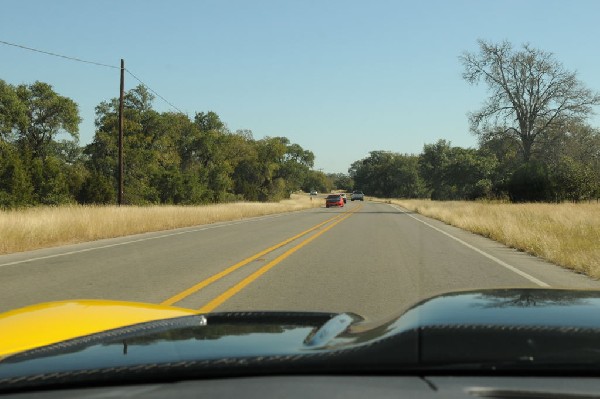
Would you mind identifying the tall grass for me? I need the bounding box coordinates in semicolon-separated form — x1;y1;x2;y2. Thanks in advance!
391;199;600;279
0;195;320;255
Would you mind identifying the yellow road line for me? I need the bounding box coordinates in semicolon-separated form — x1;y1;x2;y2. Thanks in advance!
160;205;357;306
198;204;362;313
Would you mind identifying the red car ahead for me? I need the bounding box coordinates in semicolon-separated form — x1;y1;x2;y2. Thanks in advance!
325;194;344;208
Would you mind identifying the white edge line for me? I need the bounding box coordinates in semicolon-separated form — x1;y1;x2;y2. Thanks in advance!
0;210;306;268
390;204;551;288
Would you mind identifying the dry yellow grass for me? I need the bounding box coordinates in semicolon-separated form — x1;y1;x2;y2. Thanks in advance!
390;199;600;279
0;194;321;255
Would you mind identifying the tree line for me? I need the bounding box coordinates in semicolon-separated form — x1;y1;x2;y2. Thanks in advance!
2;40;599;207
349;125;600;202
0;81;327;208
349;40;600;202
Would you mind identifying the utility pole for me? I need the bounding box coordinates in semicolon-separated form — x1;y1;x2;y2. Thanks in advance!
118;59;125;205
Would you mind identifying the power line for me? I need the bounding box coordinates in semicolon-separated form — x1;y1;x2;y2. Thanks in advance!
0;39;119;69
126;69;186;114
0;38;186;115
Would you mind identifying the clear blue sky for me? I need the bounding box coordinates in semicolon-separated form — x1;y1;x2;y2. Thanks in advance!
2;0;600;173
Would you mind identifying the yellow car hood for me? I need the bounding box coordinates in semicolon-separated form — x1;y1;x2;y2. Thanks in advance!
0;300;199;358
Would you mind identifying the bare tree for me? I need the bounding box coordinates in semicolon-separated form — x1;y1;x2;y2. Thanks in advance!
461;40;600;162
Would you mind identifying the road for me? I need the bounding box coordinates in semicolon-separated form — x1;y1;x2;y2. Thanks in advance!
1;200;599;321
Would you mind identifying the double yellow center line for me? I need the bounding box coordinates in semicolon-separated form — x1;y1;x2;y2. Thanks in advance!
161;204;362;311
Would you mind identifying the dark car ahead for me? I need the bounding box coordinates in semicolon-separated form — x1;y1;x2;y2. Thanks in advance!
350;191;364;201
325;194;344;208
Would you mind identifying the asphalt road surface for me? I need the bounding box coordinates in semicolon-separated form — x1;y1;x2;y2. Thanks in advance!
2;200;599;321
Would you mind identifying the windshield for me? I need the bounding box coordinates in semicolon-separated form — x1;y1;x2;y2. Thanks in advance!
1;0;600;384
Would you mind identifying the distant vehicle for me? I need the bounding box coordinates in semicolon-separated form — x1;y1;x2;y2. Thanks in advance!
325;194;344;208
310;190;318;196
350;191;364;201
340;193;347;203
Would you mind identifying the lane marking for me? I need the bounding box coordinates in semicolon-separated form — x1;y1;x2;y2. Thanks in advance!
0;210;318;268
389;204;551;288
198;204;362;313
161;205;358;306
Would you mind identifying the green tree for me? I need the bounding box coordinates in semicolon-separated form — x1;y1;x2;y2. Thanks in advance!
14;81;81;158
327;173;353;191
189;111;235;202
443;147;497;200
540;123;600;201
1;81;82;205
278;140;315;194
0;141;33;207
78;171;115;204
549;156;596;202
89;85;195;204
254;137;288;201
0;80;27;142
419;140;452;199
88;92;320;205
389;154;428;198
350;151;426;198
508;161;552;202
28;155;73;205
419;140;497;200
194;111;226;133
303;170;330;193
479;133;521;198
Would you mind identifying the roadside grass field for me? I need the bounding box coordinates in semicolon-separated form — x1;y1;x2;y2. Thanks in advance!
0;194;321;255
390;199;600;279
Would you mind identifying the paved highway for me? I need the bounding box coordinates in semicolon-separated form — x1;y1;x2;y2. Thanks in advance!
1;200;599;321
